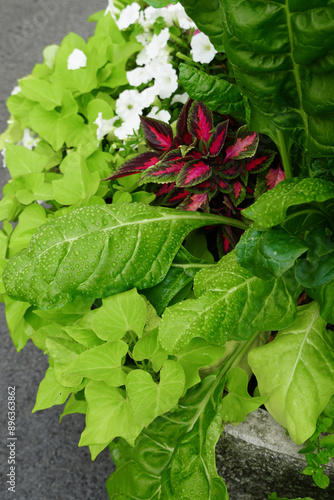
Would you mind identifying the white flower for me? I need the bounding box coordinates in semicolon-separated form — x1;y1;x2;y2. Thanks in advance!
116;2;141;30
1;148;6;168
138;86;157;108
114;115;141;140
145;28;170;60
104;0;120;18
94;113;118;141
190;32;217;64
164;4;196;30
147;106;171;122
171;92;189;105
67;48;87;70
116;89;145;121
153;64;178;99
11;85;21;95
20;129;40;150
126;66;152;87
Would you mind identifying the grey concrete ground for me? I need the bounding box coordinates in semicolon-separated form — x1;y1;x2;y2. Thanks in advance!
0;1;333;500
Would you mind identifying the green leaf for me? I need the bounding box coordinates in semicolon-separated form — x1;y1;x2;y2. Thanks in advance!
33;367;75;412
5;143;48;178
308;280;334;323
132;328;168;372
18;77;63;110
63;311;104;348
15;173;54;205
197;0;334;157
3;203;225;308
8;204;47;257
126;360;185;428
248;302;334;444
46;337;86;387
242;178;334;228
179;63;245;119
65;341;128;386
235;227;308;280
92;289;147;341
141;246;214;315
159;252;296;354
79;381;142;447
52;151;100;205
4;295;32;351
59;393;87;423
107;372;228;499
221;367;268;424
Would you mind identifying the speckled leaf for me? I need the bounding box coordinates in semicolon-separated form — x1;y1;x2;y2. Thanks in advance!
248;302;334;444
236;228;308;280
107;373;228;499
159;252;296;354
126;360;185;428
65;341;128;386
3;202;224;308
242;178;334;228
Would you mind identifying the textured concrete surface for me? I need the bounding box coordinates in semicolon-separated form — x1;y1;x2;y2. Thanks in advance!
0;2;333;500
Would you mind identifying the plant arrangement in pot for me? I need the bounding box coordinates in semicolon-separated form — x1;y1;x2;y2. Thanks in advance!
1;1;334;499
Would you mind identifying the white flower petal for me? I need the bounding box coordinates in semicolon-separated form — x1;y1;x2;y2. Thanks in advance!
11;85;21;96
104;0;120;17
94;113;118;141
147;106;171;122
1;148;6;168
145;28;170;60
171;92;189;105
126;66;152;87
190;32;217;64
153;64;178;99
114;115;141;140
116;2;141;30
116;89;144;121
20;129;40;150
67;48;87;70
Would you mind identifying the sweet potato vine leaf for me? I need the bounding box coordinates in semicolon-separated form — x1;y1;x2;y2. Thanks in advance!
159;251;297;354
248;302;334;444
3;202;230;309
107;372;228;500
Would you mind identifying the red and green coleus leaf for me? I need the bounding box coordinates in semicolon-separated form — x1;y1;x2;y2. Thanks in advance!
162;187;190;206
230;181;246;206
245;150;276;173
140;115;173;152
266;166;285;189
176;159;212;188
176;98;193;145
104;152;160;180
207;121;229;157
219;162;241;179
188;101;213;143
223;125;259;164
178;192;209;212
140;160;185;184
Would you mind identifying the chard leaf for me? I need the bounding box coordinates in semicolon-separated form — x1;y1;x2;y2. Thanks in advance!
33;367;79;412
141;246;215;315
221;367;268;424
242;178;334;228
236;227;308;280
79;381;142;448
65;341;128;386
3;203;225;309
179;63;244;119
159;252;296;354
126;360;185;428
91;289;147;341
107;373;228;499
248;302;334;444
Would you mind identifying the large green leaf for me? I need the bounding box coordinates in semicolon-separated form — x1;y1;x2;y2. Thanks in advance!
242;178;334;228
179;64;245;119
2;203;227;309
180;0;334;157
248;302;334;444
107;372;228;500
159;252;296;354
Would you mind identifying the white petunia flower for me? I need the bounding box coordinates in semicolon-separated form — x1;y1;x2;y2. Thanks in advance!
20;129;40;150
171;92;189;105
67;48;87;70
1;148;6;168
94;113;118;140
190;32;217;64
104;0;120;18
116;89;145;121
153;64;178;99
164;4;196;30
126;66;152;87
147;106;171;122
116;2;141;30
11;85;21;95
114;115;141;140
138;86;158;108
145;28;170;60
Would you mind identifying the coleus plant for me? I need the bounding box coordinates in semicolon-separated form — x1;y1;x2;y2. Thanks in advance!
2;1;334;500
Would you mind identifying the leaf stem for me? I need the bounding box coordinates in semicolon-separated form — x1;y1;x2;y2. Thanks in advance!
175;51;201;68
169;33;188;49
277;130;293;179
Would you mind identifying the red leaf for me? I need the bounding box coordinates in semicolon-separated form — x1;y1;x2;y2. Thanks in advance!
234;181;242;199
220;162;240;179
245;150;276;173
155;183;175;198
266;167;285;190
176;159;212;188
218;180;232;193
208;121;228;156
179;193;209;211
104;152;160;180
176;99;193;144
188;101;213;143
223;127;259;164
140;160;185;184
140;116;173;152
165;189;190;205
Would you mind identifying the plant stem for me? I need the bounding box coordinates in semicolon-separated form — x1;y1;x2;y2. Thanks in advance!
169;33;188;49
175;51;201;68
277;130;293;179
